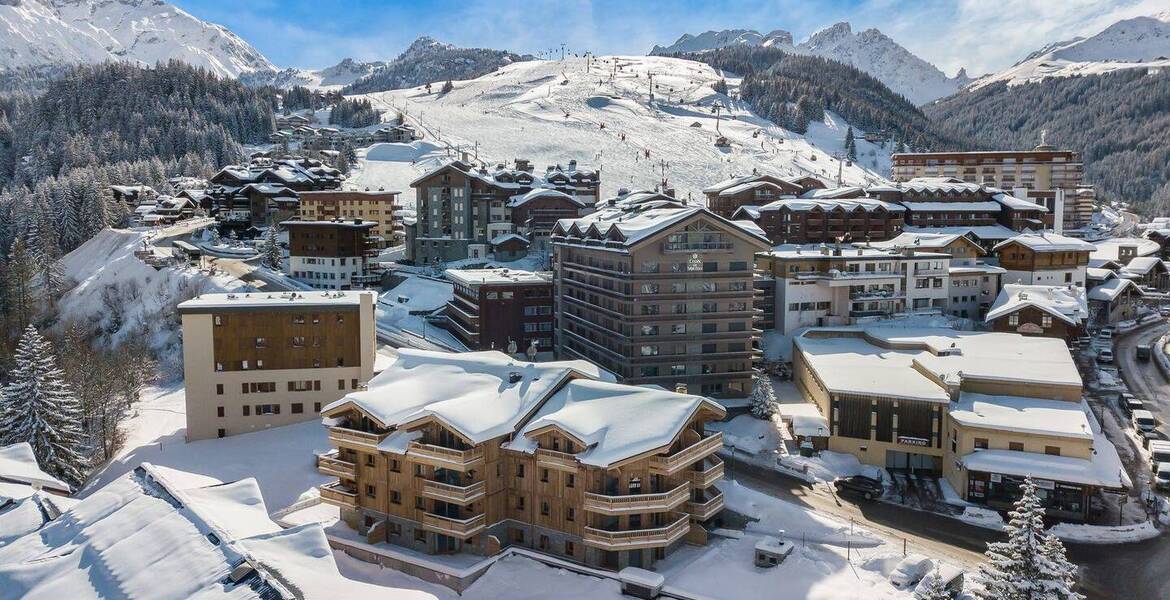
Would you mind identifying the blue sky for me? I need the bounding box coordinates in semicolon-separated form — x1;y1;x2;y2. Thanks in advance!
174;0;1166;75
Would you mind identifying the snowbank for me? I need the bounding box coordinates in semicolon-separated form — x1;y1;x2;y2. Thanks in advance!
724;480;883;547
1049;521;1161;545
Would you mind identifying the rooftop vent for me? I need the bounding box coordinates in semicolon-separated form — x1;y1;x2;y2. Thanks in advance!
227;562;255;583
508;372;523;384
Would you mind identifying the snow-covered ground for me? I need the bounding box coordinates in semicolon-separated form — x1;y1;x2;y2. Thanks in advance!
377;275;467;351
354;55;890;204
345;141;453;209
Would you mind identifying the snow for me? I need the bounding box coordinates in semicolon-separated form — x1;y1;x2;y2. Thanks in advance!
949;394;1093;440
376;275;468;350
1088;277;1141;302
956;506;1007;530
446;268;548;286
0;442;70;494
756;196;904;213
985;284;1088;326
0;0;276;77
991;232;1096;253
179;289;371;310
1047;520;1160;544
344;141;452;208
959;448;1125;489
355;56;889;206
516;378;724;467
971;13;1170;89
463;555;623;600
323;349;613;443
83;385;332;512
1091;236;1163;261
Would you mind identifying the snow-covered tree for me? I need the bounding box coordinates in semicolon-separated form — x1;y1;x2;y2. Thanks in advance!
844;126;857;161
441;80;454;94
0;325;89;487
975;477;1082;600
915;564;951;600
749;371;777;419
260;225;283;271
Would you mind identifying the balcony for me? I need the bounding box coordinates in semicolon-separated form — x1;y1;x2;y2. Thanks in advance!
318;482;357;508
687;456;725;489
582;513;691;550
650;432;723;475
849;290;902;301
421;480;486;505
913;267;948;276
421;512;487;538
408;441;484;471
584;482;690;515
662;241;734;253
686;488;725;521
328;427;389;449
535;448;579;472
316;451;356;478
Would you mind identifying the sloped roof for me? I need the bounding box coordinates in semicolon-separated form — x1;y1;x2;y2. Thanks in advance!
993;232;1096;253
1088;277;1143;302
0;443;69;494
754;196;904;213
507;188;587;209
985;284;1088;326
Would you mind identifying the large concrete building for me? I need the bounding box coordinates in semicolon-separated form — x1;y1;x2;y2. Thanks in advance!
318;349;726;571
443;268;555;353
793;327;1126;520
871;232;1005;320
287;219;381;290
891;145;1093;230
550;190;771;398
992;232;1095;288
407;159;598;265
178;291;377;441
296;190;402;248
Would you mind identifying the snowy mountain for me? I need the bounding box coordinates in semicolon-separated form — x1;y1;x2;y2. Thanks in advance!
245;58;388;90
344;36;529;94
970;12;1170;89
650;23;971;105
0;0;276;78
352;55;890;203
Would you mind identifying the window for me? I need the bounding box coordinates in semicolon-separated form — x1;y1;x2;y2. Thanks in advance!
217;428;225;438
640;325;659;336
414;529;426;542
1045;446;1061;456
565;541;575;556
338;379;345;390
540;468;549;483
1008;314;1020;326
415;497;426;509
516;464;525;478
243;405;250;416
216;406;225;418
566;507;575;522
640;283;659;294
702;302;718;313
254;337;267;348
640;261;660;273
292;336;306;348
517;496;526;510
213;315;222;326
365;484;376;499
390;490;401;504
640;345;659;356
351;378;359;389
566;474;575;488
1009;442;1024;452
730;261;748;271
216;384;224;395
390;459;400;472
672;324;687;335
974;438;988;449
293;315;305;324
291;403;304;414
389;522;402;537
703;261;718;272
1041;315;1052;328
313;402;321;412
541;501;550;516
728;301;747;312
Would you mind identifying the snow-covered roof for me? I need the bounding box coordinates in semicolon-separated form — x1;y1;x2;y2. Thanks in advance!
322;349;615;443
903;225;1018;242
795;327;1082;404
959;447;1125;489
513;378;724;467
871;231;981;253
0;443;70;494
763;243;936;260
733;219;768;240
950;393;1093;440
868;177;982;194
285;218;378;228
992;192;1048;212
754;196;904;213
901;201;1001;212
1086;267;1117;281
992;232;1096;253
985;284;1088;326
0;463;433;599
507;188;588;209
446;268;549;286
1091;237;1162;261
555;202;770;248
700;173;807;195
799;186;866;200
490;233;531;247
718;180;790;197
1120;256;1165;276
1087;277;1143;302
178;290;372;312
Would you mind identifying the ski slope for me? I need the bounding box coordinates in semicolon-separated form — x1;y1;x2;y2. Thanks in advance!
353;56;890;204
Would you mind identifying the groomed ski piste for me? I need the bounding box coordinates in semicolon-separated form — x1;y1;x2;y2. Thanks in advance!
352;55;892;205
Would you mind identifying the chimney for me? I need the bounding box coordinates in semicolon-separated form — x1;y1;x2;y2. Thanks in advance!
568;159;578;171
1053;188;1065;235
675;383;688;394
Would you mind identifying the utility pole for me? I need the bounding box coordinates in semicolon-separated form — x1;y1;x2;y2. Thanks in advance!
834;152;844;186
647;72;654;103
560;43;566;61
657;159;669;190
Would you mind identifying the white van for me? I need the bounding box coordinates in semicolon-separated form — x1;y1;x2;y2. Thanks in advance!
1133;410;1158;433
1156;463;1170;491
1150;441;1170;472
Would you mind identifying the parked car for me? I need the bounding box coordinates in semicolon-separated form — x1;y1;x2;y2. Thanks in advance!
1097;348;1114;363
1137;344;1152;361
1099;326;1115;340
914;563;965;598
1133;409;1158;433
889;554;933;588
1149;441;1170;472
1122;395;1146;415
834;475;884;500
1155;463;1170;491
1160;306;1170;317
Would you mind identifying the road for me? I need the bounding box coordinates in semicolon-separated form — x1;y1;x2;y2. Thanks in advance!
1115;321;1170;438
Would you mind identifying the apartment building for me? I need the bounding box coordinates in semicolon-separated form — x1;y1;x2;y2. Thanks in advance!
318;349;726;571
296;190;401;248
732;192;906;245
287;219;381;290
868;177;1050;232
793;327;1125;520
872;232;1004;320
701;172;822;219
178;291;376;441
205;157;342;232
755;243;953;334
891;145;1093;229
443;268;555;352
985;284;1088;342
550;191;771;398
407;159;598;264
993;232;1094;287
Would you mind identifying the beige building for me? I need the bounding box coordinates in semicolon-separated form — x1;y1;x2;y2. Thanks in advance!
318;349;726;571
178;291;377;441
891;145;1094;230
792;327;1125;520
550;190;771;398
295;190;402;248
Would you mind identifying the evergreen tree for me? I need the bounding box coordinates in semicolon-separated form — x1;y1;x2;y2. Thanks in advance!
712;79;729;95
6;237;36;332
749;372;777;420
844;126;857;161
441;80;454;94
975;478;1082;600
0;325;88;487
914;564;951;600
260;225;283;271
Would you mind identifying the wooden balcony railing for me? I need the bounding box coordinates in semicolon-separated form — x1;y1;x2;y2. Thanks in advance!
583;482;690;515
688;456;725;489
318;482;357;508
582;513;690;550
316;452;356;478
535;448;579;472
650;432;723;475
328;427;389;448
408;441;484;470
421;512;487;537
421;480;486;505
686;489;725;521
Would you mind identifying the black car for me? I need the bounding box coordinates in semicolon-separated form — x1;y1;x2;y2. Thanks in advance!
833;475;884;500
